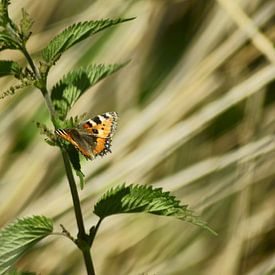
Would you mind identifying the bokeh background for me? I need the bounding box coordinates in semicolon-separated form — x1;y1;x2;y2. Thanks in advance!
0;0;275;274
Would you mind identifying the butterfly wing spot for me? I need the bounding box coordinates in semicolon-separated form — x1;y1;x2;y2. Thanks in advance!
82;112;118;138
93;116;101;124
86;120;96;127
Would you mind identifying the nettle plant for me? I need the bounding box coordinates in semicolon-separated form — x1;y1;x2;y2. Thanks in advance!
0;1;217;275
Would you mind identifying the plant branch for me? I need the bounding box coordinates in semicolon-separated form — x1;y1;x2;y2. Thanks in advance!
19;41;95;274
19;45;57;123
89;218;103;248
41;87;56;123
51;232;75;242
61;150;86;236
20;44;40;78
61;150;95;275
59;224;76;243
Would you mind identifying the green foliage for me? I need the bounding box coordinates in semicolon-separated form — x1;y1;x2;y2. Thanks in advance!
0;0;10;26
51;63;128;120
0;31;19;51
0;216;53;275
94;184;217;235
0;60;22;77
0;60;36;100
19;8;33;42
67;144;85;189
0;0;20;51
41;18;134;66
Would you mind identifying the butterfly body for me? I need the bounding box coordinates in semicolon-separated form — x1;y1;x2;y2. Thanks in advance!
55;112;118;160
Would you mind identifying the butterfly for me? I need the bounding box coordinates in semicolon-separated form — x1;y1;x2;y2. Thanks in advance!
55;112;118;160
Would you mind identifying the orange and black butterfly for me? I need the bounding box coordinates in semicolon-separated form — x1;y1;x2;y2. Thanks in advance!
55;112;118;160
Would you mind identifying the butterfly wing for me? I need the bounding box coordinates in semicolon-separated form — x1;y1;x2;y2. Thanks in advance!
55;128;96;159
81;134;112;157
80;112;118;138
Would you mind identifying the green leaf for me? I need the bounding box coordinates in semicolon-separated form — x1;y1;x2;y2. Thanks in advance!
67;144;85;189
94;184;217;235
0;60;22;77
51;62;127;119
76;170;85;190
0;32;19;51
42;17;135;65
19;8;33;42
0;216;53;275
51;85;80;120
0;0;10;26
0;1;20;50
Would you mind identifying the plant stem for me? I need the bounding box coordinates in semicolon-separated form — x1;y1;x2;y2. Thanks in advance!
41;87;56;122
61;150;95;275
82;250;95;275
20;45;41;78
61;151;86;236
20;45;57;122
20;44;95;275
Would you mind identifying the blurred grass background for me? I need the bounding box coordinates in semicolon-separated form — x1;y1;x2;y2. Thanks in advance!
0;0;275;274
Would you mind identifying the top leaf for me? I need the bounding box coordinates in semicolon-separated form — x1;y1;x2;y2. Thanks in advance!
94;184;217;235
0;216;53;275
51;62;128;120
19;8;34;42
41;17;135;65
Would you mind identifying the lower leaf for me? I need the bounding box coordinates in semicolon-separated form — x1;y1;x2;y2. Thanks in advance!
93;184;217;235
0;216;53;275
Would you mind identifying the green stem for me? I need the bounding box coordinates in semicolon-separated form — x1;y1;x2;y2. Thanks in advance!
41;87;56;123
61;150;95;275
82;250;95;275
20;45;40;78
19;43;95;275
20;45;57;122
61;151;86;237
